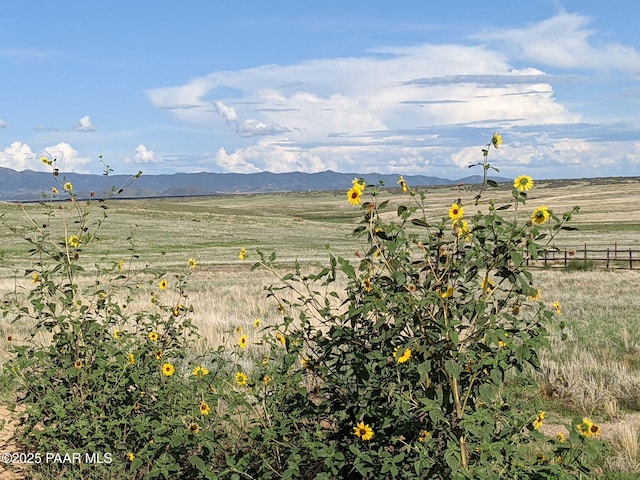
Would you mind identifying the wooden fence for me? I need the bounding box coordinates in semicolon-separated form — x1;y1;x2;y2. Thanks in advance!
526;243;640;270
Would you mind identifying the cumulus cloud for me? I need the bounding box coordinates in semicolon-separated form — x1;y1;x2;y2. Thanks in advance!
128;144;161;164
41;143;92;172
146;12;639;177
476;11;640;72
0;141;91;172
76;115;96;132
0;142;37;170
0;119;7;128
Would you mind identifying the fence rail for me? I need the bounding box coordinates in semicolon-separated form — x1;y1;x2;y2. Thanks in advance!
526;243;640;269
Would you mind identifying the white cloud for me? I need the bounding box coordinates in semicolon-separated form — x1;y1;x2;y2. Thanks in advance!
76;115;96;132
0;141;38;170
0;141;91;172
476;11;640;72
129;144;161;164
0;119;7;128
41;143;92;172
145;12;639;177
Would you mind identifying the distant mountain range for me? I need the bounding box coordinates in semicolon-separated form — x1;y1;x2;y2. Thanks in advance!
0;166;509;202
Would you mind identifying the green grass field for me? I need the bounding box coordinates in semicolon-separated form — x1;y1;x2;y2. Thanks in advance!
1;176;640;477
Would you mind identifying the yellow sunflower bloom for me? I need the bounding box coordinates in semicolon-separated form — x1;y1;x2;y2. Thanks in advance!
235;371;248;386
188;257;197;269
51;187;59;195
127;353;135;365
276;332;286;346
437;286;454;299
351;178;365;193
238;334;248;349
347;186;362;205
158;278;168;290
253;318;261;328
148;331;159;342
188;423;200;435
491;132;503;148
448;203;464;221
238;247;247;261
531;206;550;225
67;235;81;248
199;401;211;416
353;421;374;441
192;365;209;376
127;452;135;462
394;348;412;364
514;175;534;192
553;301;561;314
63;182;73;193
161;363;175;376
397;175;408;193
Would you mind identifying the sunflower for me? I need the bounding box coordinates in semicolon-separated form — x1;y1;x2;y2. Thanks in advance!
32;272;39;283
351;178;365;193
418;430;431;443
188;423;200;435
253;318;261;328
556;432;566;443
74;360;83;369
127;452;135;462
491;132;503;148
188;258;197;269
199;401;211;416
514;175;534;192
67;235;81;248
347;186;363;206
51;187;59;195
395;348;412;364
528;288;541;301
363;277;373;292
158;278;168;290
481;278;496;293
588;423;601;438
192;365;209;376
533;410;545;430
238;247;247;261
276;332;286;346
437;286;454;299
235;372;248;386
448;203;464;221
531;206;550;225
263;375;271;385
238;334;248;349
117;259;124;272
148;331;159;342
553;301;561;314
63;182;73;193
397;176;408;193
578;418;594;437
127;353;135;365
41;157;52;166
161;363;175;377
353;421;374;441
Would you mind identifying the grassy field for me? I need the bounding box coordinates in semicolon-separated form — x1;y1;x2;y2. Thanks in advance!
1;176;640;477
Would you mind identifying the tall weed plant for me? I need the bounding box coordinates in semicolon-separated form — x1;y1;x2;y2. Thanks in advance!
0;139;606;479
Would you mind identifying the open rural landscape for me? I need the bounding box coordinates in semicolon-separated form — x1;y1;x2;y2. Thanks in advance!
0;173;638;478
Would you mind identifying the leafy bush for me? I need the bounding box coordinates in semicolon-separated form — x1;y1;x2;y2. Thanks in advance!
0;140;606;479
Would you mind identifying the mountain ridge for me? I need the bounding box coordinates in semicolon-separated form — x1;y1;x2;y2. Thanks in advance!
0;166;508;201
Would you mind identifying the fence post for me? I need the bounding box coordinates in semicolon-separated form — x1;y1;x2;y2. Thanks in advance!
615;242;618;260
564;250;567;267
606;249;610;269
630;249;633;270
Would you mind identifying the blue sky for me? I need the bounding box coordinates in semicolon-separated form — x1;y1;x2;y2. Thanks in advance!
1;1;639;180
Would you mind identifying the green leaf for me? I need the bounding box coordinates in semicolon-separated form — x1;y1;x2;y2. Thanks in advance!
486;179;499;188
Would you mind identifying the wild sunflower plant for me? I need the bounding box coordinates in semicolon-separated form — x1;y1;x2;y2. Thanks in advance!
205;134;605;479
0;161;230;479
